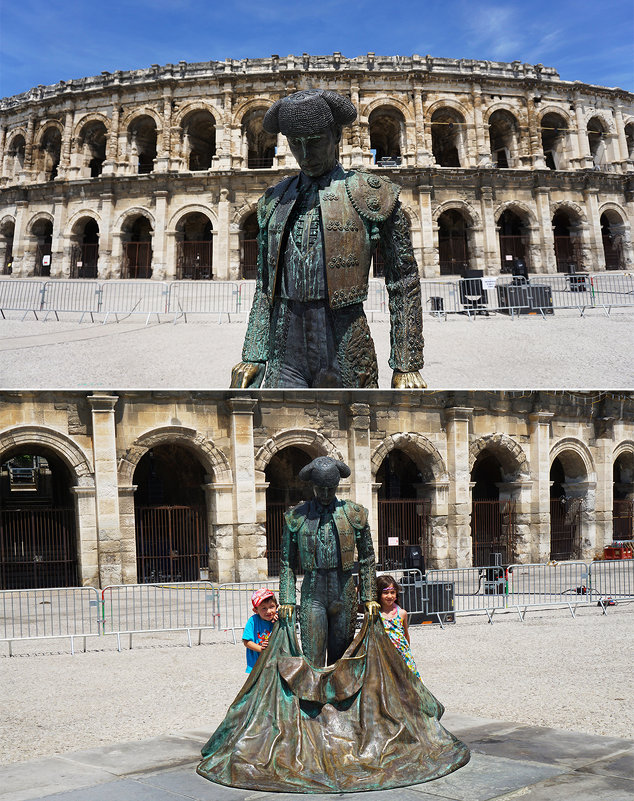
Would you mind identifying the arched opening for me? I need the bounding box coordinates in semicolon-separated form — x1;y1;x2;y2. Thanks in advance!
240;212;259;279
243;109;276;169
470;451;516;566
121;215;153;278
128;116;157;174
175;212;213;280
36;127;62;181
612;452;634;541
549;455;585;560
182;110;216;171
587;117;608;168
600;211;625;271
376;449;431;571
431;108;465;167
31;218;53;276
552;210;581;272
541;112;569;170
437;208;470;275
264;446;312;576
625;123;634;161
78;121;107;178
133;444;208;583
0;448;78;589
6;134;25;181
70;218;99;278
1;219;14;275
498;209;528;272
488;110;519;168
369;106;404;166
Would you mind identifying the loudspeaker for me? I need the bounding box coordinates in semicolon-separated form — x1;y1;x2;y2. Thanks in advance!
400;579;426;624
425;581;455;615
404;545;426;575
497;284;554;314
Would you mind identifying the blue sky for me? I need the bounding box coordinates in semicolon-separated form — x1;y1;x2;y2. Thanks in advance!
1;0;632;98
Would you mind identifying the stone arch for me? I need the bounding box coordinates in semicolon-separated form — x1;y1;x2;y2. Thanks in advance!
6;127;27;147
494;200;538;227
73;112;110;139
117;425;232;486
550;200;587;225
254;429;344;477
361;97;413;123
174;101;222;128
400;203;420;229
65;208;102;236
233;97;275;125
483;103;522;124
0;425;94;488
426;98;471;118
27;211;55;232
35;119;64;140
469;434;529;479
371;432;447;482
538;106;574;128
114;206;155;232
0;213;16;229
549;437;595;479
120;105;163;130
583;109;616;134
232;201;259;227
614;440;634;462
432;199;481;228
598;202;627;224
167;204;216;233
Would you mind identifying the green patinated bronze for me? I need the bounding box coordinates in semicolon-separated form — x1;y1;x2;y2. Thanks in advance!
196;456;470;792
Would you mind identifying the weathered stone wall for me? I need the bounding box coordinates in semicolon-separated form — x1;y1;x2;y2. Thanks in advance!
0;54;632;279
0;390;632;587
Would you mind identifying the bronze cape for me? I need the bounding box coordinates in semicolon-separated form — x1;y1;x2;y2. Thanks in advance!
197;614;470;793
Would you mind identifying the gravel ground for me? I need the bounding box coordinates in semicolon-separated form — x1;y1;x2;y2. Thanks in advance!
0;308;633;389
0;605;632;766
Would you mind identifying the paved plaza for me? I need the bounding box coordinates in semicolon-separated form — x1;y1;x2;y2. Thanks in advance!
1;307;633;389
2;713;632;801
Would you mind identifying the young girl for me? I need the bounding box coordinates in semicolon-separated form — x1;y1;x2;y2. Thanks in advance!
377;574;421;680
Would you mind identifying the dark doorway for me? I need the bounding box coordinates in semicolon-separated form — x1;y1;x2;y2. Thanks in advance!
122;216;153;278
549;457;580;560
71;218;99;278
553;211;581;273
613;454;634;540
133;445;208;583
438;209;469;275
176;213;213;279
240;212;259;280
471;452;515;566
498;210;527;272
0;451;78;589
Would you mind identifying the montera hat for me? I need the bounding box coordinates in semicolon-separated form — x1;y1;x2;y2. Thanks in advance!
298;456;351;487
262;89;357;137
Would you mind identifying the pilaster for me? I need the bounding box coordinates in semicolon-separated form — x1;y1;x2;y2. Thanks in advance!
444;407;473;566
528;411;554;562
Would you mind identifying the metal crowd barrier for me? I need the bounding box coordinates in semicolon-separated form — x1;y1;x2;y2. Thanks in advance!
505;561;591;619
0;279;45;319
0;586;101;655
217;578;284;642
588;559;634;609
168;280;241;322
100;280;169;324
41;280;101;321
100;582;219;650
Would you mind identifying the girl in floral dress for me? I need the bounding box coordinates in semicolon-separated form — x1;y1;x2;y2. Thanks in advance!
377;574;422;680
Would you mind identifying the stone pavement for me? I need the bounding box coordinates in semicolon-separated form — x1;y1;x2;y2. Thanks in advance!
2;713;632;801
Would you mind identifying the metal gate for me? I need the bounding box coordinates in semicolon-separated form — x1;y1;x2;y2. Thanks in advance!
176;241;212;280
241;239;258;280
471;499;516;566
70;244;99;279
377;499;431;571
0;508;78;589
613;499;634;540
135;505;207;583
549;498;581;560
265;501;286;577
554;236;580;272
499;234;525;271
122;243;152;279
602;234;622;270
439;235;468;275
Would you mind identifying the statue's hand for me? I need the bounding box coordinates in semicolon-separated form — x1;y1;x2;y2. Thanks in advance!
230;362;266;388
278;604;295;621
364;601;381;620
391;370;427;389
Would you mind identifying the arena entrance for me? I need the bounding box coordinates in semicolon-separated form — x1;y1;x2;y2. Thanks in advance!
0;450;78;589
613;451;634;540
175;212;213;279
122;215;153;279
376;449;431;571
240;212;258;279
470;451;516;566
133;444;208;583
438;209;470;275
31;218;53;276
553;210;582;273
264;447;312;576
549;456;582;561
601;212;625;271
70;218;99;278
498;210;527;272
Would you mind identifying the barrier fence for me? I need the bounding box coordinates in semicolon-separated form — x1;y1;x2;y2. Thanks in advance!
1;273;632;323
0;559;631;653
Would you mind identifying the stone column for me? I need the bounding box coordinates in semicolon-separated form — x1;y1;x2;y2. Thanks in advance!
228;397;266;580
215;187;231;280
528;411;554;562
479;184;498;273
88;394;122;587
565;480;597;561
574;100;593;169
152;190;168;279
50;194;68;278
103;102;120;176
416;182;437;277
347;403;373;545
155;90;172;173
444;407;473;566
593;418;615;553
0;125;6;185
427;479;450;568
534;187;556;274
58;106;74;180
118;485;138;584
525;95;546;168
216;85;233;170
98;192;114;278
413;91;431;167
23;116;36;180
10;200;28;276
349;82;363;165
204;481;236;583
583;187;605;271
71;486;99;586
471;88;489;166
613;105;630;169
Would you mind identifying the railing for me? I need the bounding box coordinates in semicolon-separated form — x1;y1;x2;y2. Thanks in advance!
1;272;633;322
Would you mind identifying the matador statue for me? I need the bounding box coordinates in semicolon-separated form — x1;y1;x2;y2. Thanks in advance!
278;456;378;667
230;88;425;389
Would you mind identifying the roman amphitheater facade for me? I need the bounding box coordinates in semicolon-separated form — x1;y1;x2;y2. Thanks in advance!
0;390;632;589
0;54;633;282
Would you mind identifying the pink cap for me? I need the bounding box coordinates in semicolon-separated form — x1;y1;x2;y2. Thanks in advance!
251;588;275;611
